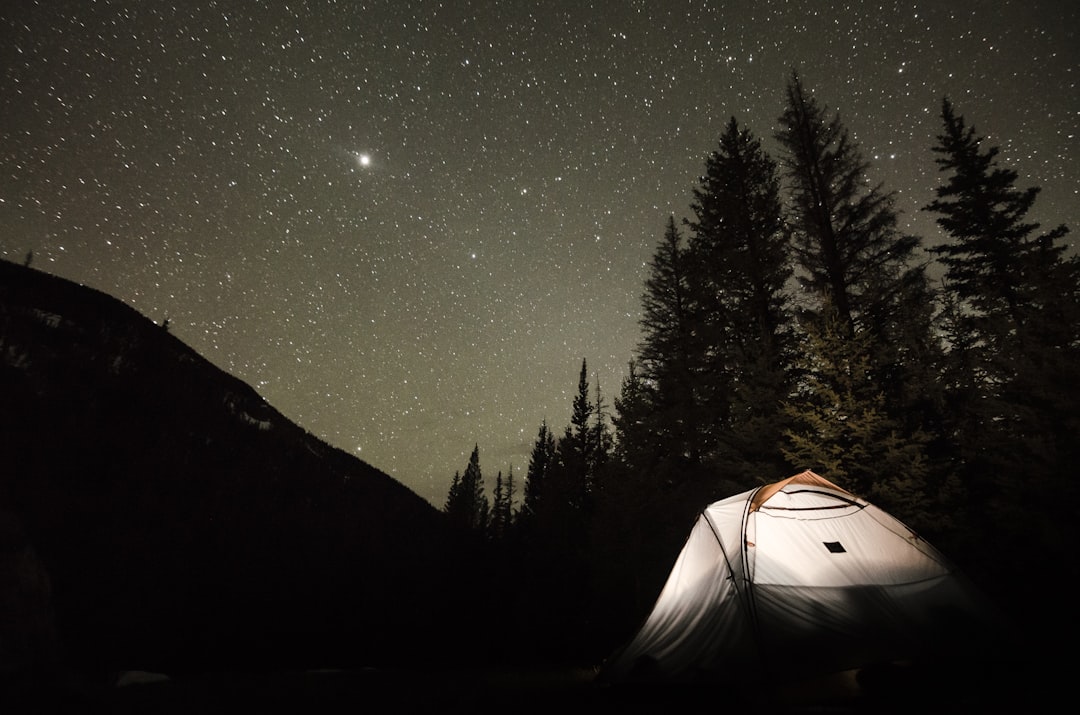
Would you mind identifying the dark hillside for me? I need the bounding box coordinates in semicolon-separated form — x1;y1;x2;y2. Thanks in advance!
0;259;478;678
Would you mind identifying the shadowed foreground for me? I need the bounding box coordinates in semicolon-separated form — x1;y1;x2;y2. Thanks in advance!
4;656;1067;715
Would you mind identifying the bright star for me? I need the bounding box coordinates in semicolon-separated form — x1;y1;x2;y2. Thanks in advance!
356;152;371;168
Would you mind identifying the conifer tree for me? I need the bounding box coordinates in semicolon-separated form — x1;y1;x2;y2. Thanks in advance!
502;467;516;531
610;361;658;477
444;471;461;513
443;445;489;534
553;359;608;515
490;471;507;541
564;358;593;491
684;116;795;485
489;467;516;542
596;362;693;626
924;98;1079;407
687;117;790;344
639;217;694;376
633;216;707;485
518;368;613;658
520;421;556;528
589;377;614;497
923;98;1080;591
925;98;1070;329
537;360;612;548
775;71;943;499
782;306;932;529
775;71;923;340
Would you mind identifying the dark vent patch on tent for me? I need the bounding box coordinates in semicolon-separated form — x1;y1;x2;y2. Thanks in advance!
824;541;846;553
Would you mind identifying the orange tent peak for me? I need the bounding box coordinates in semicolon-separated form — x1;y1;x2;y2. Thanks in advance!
749;470;854;513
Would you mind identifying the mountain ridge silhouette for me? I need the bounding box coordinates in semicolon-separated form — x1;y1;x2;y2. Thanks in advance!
0;258;476;676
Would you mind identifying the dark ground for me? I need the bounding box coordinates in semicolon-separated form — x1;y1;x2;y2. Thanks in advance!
3;655;1068;715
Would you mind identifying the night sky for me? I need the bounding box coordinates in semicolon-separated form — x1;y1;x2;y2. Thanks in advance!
2;1;1076;506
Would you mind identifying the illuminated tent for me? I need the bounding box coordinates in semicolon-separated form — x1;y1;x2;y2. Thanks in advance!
601;470;1003;683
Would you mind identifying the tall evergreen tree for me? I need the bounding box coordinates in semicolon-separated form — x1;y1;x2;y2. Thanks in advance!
775;71;922;340
639;217;694;373
775;71;942;498
444;471;462;514
502;467;516;530
924;99;1080;448
489;470;508;542
923;98;1080;601
924;98;1079;407
552;359;610;516
684;116;795;485
925;98;1070;328
517;366;614;660
443;445;489;534
589;377;614;498
608;219;724;607
635;216;702;472
563;358;593;506
687;117;791;345
594;362;693;632
782;305;932;529
610;361;659;478
519;421;556;528
535;359;611;552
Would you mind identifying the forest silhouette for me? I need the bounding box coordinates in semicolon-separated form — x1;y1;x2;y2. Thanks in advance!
1;74;1076;710
441;74;1078;667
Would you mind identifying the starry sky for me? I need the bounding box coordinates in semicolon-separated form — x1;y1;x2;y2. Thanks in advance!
2;1;1076;507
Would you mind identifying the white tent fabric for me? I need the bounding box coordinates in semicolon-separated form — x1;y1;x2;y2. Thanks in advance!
602;470;1001;683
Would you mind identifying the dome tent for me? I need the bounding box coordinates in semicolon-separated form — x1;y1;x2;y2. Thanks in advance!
600;470;1004;684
